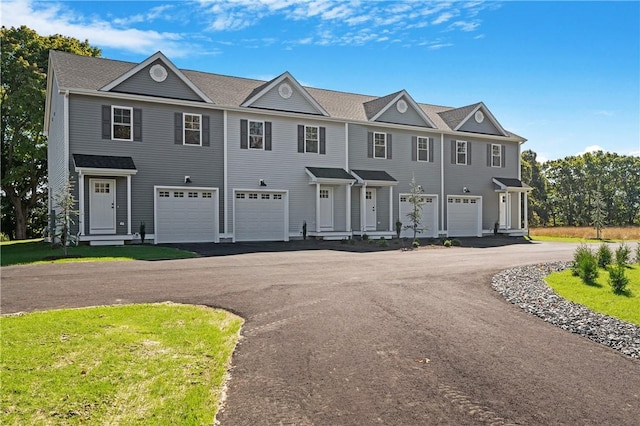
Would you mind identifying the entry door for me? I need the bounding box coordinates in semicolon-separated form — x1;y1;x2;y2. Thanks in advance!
319;187;334;230
365;188;377;231
90;179;116;234
499;194;507;229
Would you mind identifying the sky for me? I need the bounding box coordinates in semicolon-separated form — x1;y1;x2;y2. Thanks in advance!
3;0;639;162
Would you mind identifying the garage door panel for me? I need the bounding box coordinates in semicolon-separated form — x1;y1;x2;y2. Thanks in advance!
156;189;218;244
399;195;438;238
235;191;286;242
447;196;481;237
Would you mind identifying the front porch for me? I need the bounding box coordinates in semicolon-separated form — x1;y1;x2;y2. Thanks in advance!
493;177;531;236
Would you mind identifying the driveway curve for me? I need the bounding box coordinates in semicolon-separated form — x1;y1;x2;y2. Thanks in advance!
2;241;639;425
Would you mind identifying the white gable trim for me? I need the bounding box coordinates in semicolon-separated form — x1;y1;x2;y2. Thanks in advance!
241;72;329;116
454;102;508;136
370;90;436;128
99;51;213;103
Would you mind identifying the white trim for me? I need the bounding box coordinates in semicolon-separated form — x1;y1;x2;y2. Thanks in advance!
369;90;436;128
346;183;352;232
223;110;229;236
492;178;531;193
248;119;265;150
316;183;321;233
388;186;393;232
373;131;387;159
304;125;319;153
153;185;219;244
89;178;117;234
78;171;84;235
111;105;133;141
440;133;445;234
491;143;502;168
240;72;329;116
304;168;355;185
183;112;202;146
456;140;468;165
344;122;349;170
74;166;137;177
100;51;213;103
454;102;508;137
126;175;132;234
232;188;289;242
417;136;429;162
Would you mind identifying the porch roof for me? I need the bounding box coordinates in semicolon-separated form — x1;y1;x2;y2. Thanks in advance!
73;154;138;176
493;177;531;192
305;167;356;184
351;169;398;186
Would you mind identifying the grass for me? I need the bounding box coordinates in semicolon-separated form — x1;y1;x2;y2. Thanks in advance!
1;239;197;266
0;303;243;425
530;226;640;242
545;265;640;326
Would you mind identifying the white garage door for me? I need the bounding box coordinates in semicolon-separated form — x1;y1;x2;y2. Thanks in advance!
234;191;287;242
155;188;218;243
399;194;438;238
447;196;481;237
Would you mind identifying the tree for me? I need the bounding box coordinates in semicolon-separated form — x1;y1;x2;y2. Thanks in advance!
53;179;79;256
404;176;426;245
521;150;549;226
1;25;100;240
591;188;606;239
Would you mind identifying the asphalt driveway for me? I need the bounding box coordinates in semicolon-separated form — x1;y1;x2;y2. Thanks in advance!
2;241;639;425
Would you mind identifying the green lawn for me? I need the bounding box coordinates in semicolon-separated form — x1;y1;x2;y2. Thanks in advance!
528;235;640;243
545;265;640;326
1;303;243;425
1;239;197;266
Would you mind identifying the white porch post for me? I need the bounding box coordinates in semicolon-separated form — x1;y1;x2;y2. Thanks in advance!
505;191;511;229
346;184;352;232
524;192;529;231
78;172;84;235
389;186;394;231
127;175;132;235
316;183;321;233
361;184;367;232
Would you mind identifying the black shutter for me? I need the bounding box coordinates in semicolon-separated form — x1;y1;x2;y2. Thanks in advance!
264;121;272;151
133;109;142;142
102;105;111;139
429;138;434;163
240;119;248;149
411;136;417;161
451;140;456;164
387;133;392;159
467;142;472;165
367;132;373;158
487;144;492;167
501;145;506;168
174;112;183;145
298;125;305;153
202;115;210;147
319;127;326;154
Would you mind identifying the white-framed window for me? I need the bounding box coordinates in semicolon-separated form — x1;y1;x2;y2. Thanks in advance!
159;191;170;198
417;137;429;162
305;125;319;153
456;140;467;165
173;191;184;198
188;192;198;198
249;193;258;199
261;193;270;200
184;113;201;146
202;192;212;198
491;144;502;167
374;132;387;159
112;106;132;141
236;193;245;199
273;194;283;200
249;120;264;149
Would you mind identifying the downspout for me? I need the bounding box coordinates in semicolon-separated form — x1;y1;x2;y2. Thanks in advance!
223;110;228;238
440;132;444;235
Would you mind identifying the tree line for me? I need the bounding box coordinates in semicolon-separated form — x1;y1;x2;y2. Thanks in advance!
521;150;640;228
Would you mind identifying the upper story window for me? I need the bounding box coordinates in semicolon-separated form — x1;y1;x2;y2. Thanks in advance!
112;106;132;141
456;140;468;165
305;126;319;153
249;120;264;149
417;137;429;162
491;144;502;167
374;132;387;159
184;113;201;146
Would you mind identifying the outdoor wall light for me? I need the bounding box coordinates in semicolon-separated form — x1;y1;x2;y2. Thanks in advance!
259;179;267;187
185;176;192;184
463;187;470;193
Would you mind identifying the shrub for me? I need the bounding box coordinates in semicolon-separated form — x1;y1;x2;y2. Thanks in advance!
608;263;629;295
577;254;599;284
443;239;452;247
615;242;630;266
362;233;368;241
451;239;461;247
412;239;420;248
377;237;389;247
340;238;348;244
0;232;9;242
572;244;593;277
596;243;612;268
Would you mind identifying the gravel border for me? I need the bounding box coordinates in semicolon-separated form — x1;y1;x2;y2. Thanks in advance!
492;262;640;359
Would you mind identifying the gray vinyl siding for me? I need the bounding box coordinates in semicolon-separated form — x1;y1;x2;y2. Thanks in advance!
111;59;204;102
227;111;348;235
351;189;361;231
348;123;441;230
443;138;520;231
47;75;68;220
68;94;225;235
375;99;431;128
250;79;321;115
458;117;503;136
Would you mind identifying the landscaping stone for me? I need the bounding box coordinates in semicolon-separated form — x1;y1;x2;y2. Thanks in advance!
492;262;640;359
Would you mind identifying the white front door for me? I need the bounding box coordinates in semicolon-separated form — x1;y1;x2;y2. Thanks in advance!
365;188;377;231
319;187;334;230
499;194;507;229
90;179;116;234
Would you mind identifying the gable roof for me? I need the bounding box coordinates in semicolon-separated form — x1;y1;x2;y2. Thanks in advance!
73;154;137;170
438;102;507;136
493;177;531;192
99;51;213;103
363;90;436;128
47;51;523;141
241;72;329;116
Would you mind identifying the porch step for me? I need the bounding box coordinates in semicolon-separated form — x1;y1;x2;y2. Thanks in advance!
90;240;125;246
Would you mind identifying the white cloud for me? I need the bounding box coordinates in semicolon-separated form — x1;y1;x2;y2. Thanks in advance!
428;42;454;50
593;110;614;117
1;0;192;57
448;20;480;32
432;12;456;25
577;145;605;156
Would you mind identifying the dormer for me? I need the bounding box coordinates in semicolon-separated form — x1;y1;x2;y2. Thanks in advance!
438;102;507;136
363;90;435;128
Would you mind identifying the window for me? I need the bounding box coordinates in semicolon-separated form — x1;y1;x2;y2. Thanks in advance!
273;194;282;200
374;132;386;159
159;191;169;197
236;193;245;199
95;182;110;193
456;141;467;165
417;137;429;162
320;189;329;199
202;192;212;198
184;113;201;146
491;144;502;167
261;193;270;200
249;193;258;199
112;106;132;140
173;191;184;198
305;126;319;153
188;192;198;198
249;121;264;149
